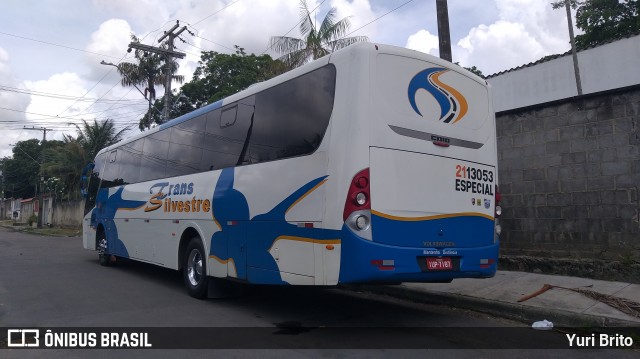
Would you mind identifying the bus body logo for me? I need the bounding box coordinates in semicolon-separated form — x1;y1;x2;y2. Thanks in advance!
408;68;468;124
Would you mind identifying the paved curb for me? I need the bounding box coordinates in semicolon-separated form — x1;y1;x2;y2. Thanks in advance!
345;284;640;328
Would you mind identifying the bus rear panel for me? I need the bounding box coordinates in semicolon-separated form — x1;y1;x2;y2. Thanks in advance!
336;45;499;284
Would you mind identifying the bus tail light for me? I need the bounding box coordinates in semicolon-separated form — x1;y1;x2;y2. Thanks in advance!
344;168;372;240
494;185;502;236
343;168;370;221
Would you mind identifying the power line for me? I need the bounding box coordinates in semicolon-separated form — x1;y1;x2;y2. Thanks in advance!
192;0;242;26
189;32;235;53
0;30;122;59
0;106;91;121
345;0;416;37
56;54;132;118
0;85;147;103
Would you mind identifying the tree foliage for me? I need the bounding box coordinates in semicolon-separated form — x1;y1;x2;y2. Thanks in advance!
454;62;484;78
139;46;284;124
269;0;368;69
43;139;88;200
1;119;127;200
2;139;41;198
71;119;129;160
552;0;640;50
116;35;185;130
45;119;127;199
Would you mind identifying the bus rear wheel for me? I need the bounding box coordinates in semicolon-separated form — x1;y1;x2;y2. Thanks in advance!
183;237;209;299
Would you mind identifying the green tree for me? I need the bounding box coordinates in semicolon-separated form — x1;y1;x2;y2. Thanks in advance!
43;177;65;200
116;35;185;130
43;139;87;200
269;0;368;69
142;46;284;122
3;139;41;198
454;62;484;78
42;119;127;199
552;0;640;50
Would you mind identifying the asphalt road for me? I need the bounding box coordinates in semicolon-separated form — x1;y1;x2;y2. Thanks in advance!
0;227;636;358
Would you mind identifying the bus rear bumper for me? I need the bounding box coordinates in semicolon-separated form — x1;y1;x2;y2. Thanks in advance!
337;226;499;284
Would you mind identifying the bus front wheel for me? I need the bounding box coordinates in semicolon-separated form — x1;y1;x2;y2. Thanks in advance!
97;231;111;267
183;237;209;299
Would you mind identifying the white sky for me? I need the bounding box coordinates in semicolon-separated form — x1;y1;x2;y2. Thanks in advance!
0;0;577;158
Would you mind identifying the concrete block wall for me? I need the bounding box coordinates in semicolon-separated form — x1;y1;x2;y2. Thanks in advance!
52;200;84;228
497;88;640;261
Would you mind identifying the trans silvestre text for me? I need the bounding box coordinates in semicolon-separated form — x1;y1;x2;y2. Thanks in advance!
144;181;211;213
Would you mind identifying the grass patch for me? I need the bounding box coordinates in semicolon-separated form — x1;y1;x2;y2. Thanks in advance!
0;221;81;237
22;227;81;237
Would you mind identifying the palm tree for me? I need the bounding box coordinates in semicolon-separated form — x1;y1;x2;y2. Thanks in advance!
116;35;185;128
44;119;128;199
269;0;368;69
72;119;129;160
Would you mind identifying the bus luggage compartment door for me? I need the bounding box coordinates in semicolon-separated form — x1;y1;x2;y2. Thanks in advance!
369;147;496;249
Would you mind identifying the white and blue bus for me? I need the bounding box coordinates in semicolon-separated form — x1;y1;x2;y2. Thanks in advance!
82;43;501;298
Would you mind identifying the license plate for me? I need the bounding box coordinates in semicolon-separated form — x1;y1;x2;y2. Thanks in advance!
426;257;453;271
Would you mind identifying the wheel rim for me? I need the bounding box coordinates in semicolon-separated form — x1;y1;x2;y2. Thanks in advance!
187;248;203;287
98;237;107;254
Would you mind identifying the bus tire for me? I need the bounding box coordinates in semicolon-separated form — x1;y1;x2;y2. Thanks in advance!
97;231;111;267
183;236;209;299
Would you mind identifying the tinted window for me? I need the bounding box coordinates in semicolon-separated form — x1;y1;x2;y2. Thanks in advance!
87;153;107;211
167;116;205;177
99;150;121;188
118;139;144;184
139;130;170;182
247;65;335;163
220;106;237;128
171;115;205;147
201;97;253;171
95;65;335;185
93;152;107;183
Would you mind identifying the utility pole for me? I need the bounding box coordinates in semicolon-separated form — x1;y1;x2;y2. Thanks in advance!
564;0;583;96
128;20;187;122
24;126;51;228
436;0;452;62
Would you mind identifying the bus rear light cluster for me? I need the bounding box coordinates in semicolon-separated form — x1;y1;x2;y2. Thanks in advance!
480;258;495;269
355;214;369;230
494;185;502;236
343;168;370;221
344;168;372;240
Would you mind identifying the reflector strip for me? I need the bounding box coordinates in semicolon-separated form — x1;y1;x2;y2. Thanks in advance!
433;141;450;147
480;258;495;269
371;259;395;271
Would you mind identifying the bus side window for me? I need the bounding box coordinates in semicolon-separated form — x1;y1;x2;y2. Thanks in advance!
100;150;121;188
167;115;205;178
201;102;252;172
108;150;117;163
117;139;143;185
140;130;170;181
220;105;237;128
248;65;335;163
85;153;106;215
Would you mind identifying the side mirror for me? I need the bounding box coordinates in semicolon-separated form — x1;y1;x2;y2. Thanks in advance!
80;163;95;199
